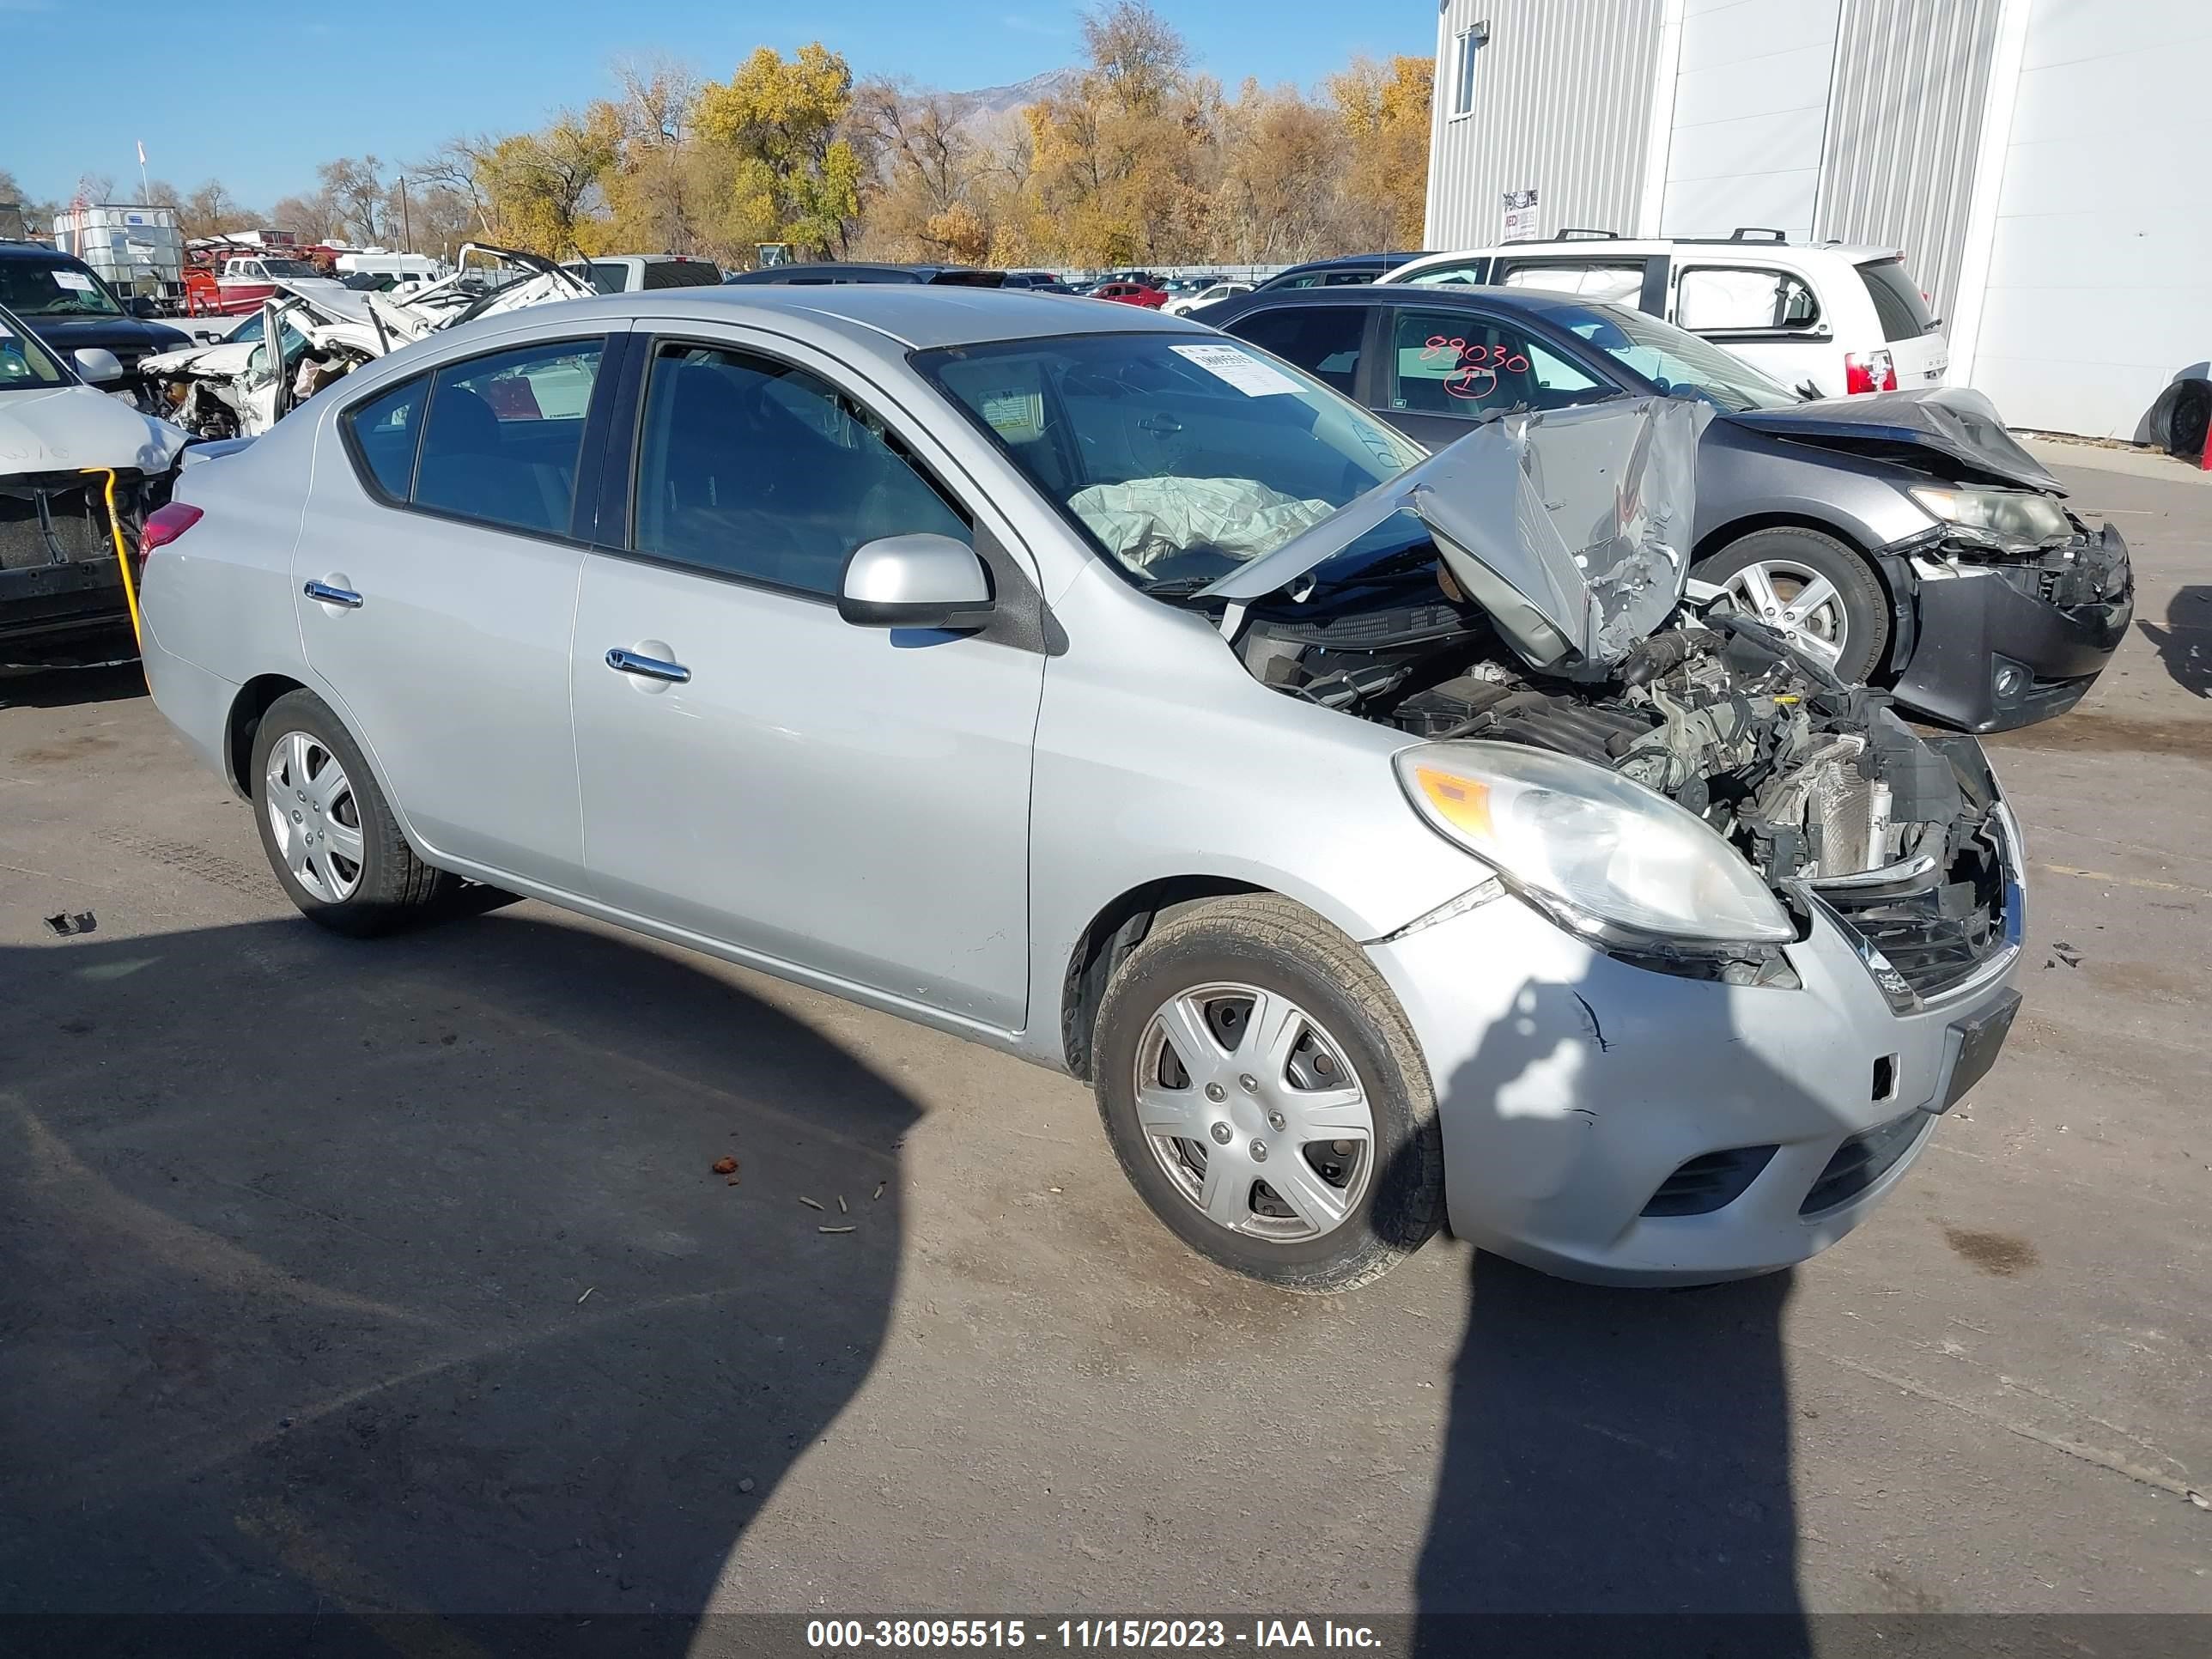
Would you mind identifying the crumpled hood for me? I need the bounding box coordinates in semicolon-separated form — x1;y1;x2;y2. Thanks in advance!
0;386;191;477
1200;395;1709;669
1725;385;2063;494
140;337;258;377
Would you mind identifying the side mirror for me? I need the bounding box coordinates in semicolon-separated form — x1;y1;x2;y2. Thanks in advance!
72;348;125;385
128;295;160;319
838;533;993;629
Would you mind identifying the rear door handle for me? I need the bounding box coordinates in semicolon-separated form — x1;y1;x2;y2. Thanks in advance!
605;647;690;684
303;580;362;609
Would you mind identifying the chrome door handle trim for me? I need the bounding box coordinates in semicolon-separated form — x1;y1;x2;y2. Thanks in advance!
605;647;690;684
303;580;363;609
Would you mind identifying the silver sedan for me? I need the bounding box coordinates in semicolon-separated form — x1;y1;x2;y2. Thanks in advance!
135;286;2025;1291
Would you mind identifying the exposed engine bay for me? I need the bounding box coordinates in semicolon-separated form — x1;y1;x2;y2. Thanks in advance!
1238;582;2001;901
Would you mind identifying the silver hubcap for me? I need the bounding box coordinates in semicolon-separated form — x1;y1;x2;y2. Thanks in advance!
264;730;364;902
1723;559;1847;669
1134;983;1375;1243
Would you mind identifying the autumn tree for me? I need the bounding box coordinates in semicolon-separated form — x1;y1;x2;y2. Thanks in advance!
317;156;392;243
179;179;259;241
694;44;862;258
1326;55;1432;250
1024;2;1218;265
477;112;619;256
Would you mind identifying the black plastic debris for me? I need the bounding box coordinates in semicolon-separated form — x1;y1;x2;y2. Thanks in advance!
43;911;97;938
2045;939;2082;969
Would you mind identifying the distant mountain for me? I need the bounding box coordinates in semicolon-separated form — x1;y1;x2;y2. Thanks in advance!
942;66;1085;128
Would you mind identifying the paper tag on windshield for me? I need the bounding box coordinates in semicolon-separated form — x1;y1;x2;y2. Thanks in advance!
980;387;1045;444
52;270;95;292
1170;343;1299;398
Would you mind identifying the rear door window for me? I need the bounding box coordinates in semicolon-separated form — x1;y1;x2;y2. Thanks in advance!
1388;307;1613;415
343;374;428;500
1674;266;1820;332
1496;259;1647;303
410;338;605;536
1403;257;1493;287
1228;306;1367;397
1856;258;1936;339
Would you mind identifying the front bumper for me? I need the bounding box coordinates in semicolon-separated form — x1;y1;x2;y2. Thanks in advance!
1366;810;2024;1286
1887;522;2132;732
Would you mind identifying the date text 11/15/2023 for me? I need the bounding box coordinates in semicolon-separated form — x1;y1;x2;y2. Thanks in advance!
806;1619;1383;1650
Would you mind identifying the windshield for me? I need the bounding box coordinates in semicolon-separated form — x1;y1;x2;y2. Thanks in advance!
915;332;1423;591
0;258;123;319
1553;303;1800;411
260;258;321;279
0;306;68;386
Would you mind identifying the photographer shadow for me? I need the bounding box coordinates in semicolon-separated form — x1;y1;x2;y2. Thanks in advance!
1408;968;1818;1656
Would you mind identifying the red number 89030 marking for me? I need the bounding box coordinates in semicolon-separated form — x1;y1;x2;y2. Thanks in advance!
1422;336;1529;400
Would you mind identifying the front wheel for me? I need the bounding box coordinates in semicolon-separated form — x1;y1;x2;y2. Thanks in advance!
249;689;451;935
1091;895;1445;1293
1693;526;1889;683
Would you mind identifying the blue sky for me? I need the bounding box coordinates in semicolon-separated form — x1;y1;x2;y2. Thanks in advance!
3;0;1436;210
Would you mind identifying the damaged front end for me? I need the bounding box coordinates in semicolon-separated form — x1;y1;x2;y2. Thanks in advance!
1883;507;2132;732
1212;398;2021;999
1732;386;2134;731
142;289;382;441
1;458;182;650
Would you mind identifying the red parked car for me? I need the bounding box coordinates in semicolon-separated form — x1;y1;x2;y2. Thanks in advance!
1089;280;1168;308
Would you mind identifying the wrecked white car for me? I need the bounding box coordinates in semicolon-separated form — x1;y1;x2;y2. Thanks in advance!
141;246;592;441
0;301;188;651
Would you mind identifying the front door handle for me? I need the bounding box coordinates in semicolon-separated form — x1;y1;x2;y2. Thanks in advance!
303;579;362;609
605;647;690;684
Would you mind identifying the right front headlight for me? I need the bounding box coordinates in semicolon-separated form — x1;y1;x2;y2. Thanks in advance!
1394;742;1796;948
1908;484;2071;550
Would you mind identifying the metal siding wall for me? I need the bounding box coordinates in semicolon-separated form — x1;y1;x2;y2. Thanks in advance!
1425;0;1665;250
1814;0;2002;324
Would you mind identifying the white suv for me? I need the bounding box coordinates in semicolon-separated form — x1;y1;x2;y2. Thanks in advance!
1382;233;1948;399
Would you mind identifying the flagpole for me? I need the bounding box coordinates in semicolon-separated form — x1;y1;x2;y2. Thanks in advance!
137;140;149;202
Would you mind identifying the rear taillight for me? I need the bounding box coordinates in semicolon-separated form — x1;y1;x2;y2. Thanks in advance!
137;501;203;571
1843;350;1898;395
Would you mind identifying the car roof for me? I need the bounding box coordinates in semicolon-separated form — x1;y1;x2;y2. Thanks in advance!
1396;239;1903;271
0;243;76;264
1214;284;1603;322
462;284;1210;351
1275;252;1424;274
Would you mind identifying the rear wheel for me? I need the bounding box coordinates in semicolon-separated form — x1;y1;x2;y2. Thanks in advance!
1091;895;1444;1293
250;689;450;935
1694;526;1888;683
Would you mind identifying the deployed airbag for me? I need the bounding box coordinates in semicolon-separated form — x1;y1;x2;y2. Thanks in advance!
1069;476;1335;569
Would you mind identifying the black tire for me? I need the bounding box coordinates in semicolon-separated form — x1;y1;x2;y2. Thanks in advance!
1693;525;1889;683
248;689;450;936
1091;894;1445;1294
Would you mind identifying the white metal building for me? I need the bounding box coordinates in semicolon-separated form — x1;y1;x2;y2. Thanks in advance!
1424;0;2212;440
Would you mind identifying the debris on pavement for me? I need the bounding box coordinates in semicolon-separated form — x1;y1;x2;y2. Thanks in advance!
43;911;97;937
2045;940;2083;969
818;1225;855;1235
711;1157;738;1176
837;1195;848;1213
799;1195;824;1211
576;1286;594;1305
872;1181;887;1201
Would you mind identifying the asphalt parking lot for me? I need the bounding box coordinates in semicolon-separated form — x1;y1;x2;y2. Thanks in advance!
2;453;2206;1646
